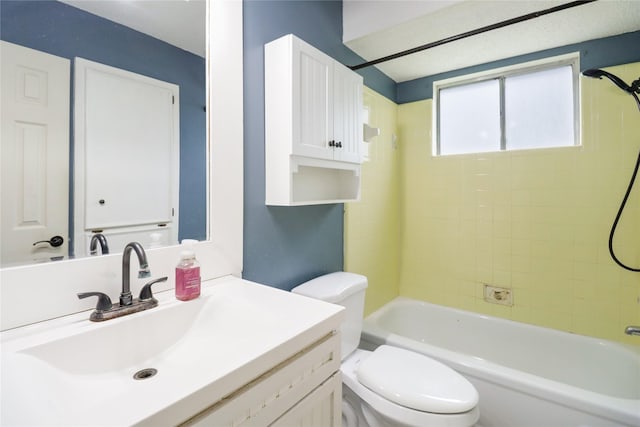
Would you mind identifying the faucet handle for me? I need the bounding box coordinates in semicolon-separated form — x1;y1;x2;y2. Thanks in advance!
78;292;113;311
139;277;168;301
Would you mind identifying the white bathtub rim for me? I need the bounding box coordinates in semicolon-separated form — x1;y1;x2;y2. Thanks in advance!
362;297;640;427
371;297;640;354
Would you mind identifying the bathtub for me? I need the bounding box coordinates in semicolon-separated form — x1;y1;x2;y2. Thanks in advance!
360;297;640;427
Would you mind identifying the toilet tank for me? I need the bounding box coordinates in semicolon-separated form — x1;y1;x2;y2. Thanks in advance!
291;272;368;360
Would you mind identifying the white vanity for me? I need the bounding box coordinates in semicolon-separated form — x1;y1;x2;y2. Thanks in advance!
1;276;344;426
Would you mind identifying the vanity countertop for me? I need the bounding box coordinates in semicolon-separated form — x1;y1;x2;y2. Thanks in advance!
0;275;344;426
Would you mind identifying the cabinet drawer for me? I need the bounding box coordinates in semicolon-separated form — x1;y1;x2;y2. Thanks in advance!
183;332;340;427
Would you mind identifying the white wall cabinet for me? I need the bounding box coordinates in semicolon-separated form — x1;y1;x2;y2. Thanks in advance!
183;333;341;427
74;58;179;256
265;34;363;206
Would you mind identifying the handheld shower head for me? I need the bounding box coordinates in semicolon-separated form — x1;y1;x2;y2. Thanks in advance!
583;68;640;273
582;69;634;93
583;68;640;113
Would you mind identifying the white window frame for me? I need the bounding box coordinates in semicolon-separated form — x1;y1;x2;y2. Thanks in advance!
432;52;581;156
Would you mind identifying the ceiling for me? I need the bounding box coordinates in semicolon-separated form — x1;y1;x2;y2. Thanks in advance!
344;0;640;82
60;0;206;57
58;1;640;82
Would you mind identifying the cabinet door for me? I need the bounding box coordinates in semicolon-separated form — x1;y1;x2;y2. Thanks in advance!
332;62;363;163
292;39;334;160
75;58;179;231
270;373;341;427
183;333;341;427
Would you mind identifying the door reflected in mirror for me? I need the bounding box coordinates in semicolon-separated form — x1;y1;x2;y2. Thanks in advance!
0;0;207;267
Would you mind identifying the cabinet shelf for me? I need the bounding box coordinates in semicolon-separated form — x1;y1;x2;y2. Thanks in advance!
273;156;360;206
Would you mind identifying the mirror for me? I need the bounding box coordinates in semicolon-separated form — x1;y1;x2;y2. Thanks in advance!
0;0;207;267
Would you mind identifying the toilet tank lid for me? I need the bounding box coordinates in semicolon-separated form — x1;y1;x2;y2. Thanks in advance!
291;272;368;303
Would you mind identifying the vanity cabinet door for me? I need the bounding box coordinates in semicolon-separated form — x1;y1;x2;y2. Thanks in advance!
183;333;340;427
270;373;341;427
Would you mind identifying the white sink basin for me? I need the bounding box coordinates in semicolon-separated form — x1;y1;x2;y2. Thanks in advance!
1;276;343;426
21;299;203;375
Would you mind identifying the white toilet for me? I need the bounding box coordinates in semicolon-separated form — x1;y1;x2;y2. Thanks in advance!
292;272;479;427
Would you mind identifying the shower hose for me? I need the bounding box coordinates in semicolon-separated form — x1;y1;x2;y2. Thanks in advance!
608;78;640;272
611;146;640;272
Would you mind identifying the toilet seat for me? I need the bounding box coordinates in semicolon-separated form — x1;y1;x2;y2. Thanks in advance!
357;345;478;414
341;348;479;427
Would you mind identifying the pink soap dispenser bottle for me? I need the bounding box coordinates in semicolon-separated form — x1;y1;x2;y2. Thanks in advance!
175;250;201;301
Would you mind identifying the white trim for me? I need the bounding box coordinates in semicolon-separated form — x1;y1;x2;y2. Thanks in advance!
209;0;244;275
434;52;580;88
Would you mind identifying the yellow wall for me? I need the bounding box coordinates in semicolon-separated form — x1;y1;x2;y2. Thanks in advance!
397;62;640;344
345;87;400;315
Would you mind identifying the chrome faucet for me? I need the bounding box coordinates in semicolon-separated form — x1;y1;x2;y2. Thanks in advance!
77;241;165;322
120;242;151;306
89;233;109;255
625;326;640;336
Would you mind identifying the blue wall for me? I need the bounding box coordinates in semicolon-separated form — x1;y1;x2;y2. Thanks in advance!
242;0;395;289
0;0;207;248
397;30;640;104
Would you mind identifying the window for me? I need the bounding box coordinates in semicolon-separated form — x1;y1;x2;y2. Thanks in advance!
434;53;579;156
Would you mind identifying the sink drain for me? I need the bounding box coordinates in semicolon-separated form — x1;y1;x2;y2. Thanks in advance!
133;368;158;380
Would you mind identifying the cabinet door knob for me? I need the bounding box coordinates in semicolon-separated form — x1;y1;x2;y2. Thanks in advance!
336;141;343;148
328;140;335;147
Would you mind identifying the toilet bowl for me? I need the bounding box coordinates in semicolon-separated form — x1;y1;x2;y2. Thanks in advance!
292;272;480;427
